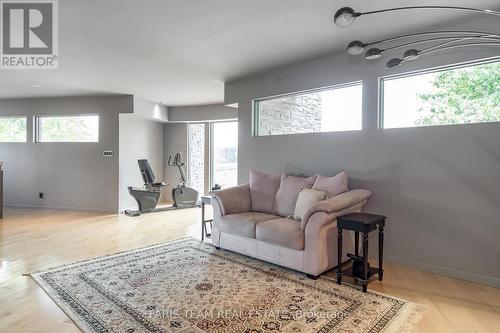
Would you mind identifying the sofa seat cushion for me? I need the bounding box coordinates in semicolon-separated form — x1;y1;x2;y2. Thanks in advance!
220;212;280;238
256;218;305;250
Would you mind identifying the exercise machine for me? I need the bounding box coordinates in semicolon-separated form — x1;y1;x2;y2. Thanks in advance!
124;154;199;217
167;152;199;208
124;159;167;216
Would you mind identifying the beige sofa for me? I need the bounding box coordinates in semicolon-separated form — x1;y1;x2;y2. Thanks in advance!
210;173;372;278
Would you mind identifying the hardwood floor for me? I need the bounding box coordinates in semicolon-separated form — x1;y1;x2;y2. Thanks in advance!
0;207;499;332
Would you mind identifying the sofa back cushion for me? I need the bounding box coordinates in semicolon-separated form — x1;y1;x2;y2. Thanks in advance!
249;170;281;214
274;174;317;217
312;172;349;198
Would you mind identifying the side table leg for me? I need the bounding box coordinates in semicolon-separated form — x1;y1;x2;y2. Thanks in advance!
354;231;359;257
362;232;368;293
201;202;205;241
379;225;384;281
337;227;343;284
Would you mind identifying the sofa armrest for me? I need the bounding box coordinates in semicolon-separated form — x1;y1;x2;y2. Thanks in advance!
209;184;251;216
301;189;371;230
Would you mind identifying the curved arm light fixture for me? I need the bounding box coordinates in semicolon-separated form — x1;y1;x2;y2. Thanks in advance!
365;34;500;60
334;6;500;28
347;31;500;55
402;37;486;61
336;5;500;68
386;42;500;68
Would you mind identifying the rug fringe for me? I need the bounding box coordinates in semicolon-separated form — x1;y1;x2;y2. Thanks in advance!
384;302;426;333
321;275;426;332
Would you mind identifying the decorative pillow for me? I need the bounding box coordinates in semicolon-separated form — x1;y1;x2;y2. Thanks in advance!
273;174;317;217
294;189;327;221
249;170;281;214
312;172;349;198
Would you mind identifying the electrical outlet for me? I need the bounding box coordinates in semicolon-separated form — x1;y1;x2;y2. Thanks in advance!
39;192;44;199
103;150;114;157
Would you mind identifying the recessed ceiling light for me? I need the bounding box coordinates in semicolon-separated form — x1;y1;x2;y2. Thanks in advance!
30;83;41;88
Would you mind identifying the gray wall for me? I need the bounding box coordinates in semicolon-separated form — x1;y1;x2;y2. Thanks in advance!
119;114;165;211
163;123;188;202
225;19;500;286
168;104;237;122
0;96;132;212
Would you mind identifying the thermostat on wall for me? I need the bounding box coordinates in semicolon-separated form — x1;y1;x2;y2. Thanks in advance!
103;150;114;157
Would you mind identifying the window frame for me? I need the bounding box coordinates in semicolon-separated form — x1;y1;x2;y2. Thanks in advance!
252;81;363;137
379;57;500;129
209;120;238;190
34;114;100;143
0;116;28;143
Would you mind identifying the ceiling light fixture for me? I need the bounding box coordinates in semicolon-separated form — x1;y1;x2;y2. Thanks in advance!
333;7;361;28
387;42;500;68
364;34;500;60
29;83;41;88
347;31;500;57
334;6;500;28
347;40;367;55
335;6;500;68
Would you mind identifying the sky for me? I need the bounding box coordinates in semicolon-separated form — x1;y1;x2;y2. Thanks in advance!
383;73;437;128
321;85;362;132
213;121;238;147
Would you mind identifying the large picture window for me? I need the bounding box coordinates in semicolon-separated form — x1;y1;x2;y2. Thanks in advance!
254;83;362;136
35;115;99;142
211;121;238;189
381;60;500;129
0;116;27;142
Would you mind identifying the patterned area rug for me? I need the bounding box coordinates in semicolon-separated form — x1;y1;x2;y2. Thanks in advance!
31;238;423;333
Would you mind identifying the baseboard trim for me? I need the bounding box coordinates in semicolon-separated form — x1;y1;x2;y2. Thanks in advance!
385;254;500;289
5;203;116;214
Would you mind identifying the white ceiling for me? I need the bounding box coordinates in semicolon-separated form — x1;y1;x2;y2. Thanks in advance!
0;0;498;105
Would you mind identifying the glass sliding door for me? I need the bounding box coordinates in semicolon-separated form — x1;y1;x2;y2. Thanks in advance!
188;123;205;196
211;121;238;189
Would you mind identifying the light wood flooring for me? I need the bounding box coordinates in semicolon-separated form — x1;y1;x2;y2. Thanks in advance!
0;207;499;332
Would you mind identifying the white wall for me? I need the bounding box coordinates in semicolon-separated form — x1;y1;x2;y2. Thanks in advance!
0;96;132;212
133;97;169;122
118;114;165;211
225;18;500;287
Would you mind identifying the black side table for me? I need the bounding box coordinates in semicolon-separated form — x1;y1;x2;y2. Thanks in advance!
201;196;213;241
336;212;386;292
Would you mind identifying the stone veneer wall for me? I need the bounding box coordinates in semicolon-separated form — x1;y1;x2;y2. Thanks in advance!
258;93;322;135
187;123;205;195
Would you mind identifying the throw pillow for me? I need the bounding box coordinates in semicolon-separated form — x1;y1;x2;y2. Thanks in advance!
273;174;317;217
294;189;327;221
249;169;281;214
312;172;349;198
